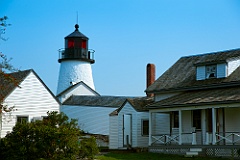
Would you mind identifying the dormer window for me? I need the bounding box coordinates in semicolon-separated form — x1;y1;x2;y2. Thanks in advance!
206;65;217;79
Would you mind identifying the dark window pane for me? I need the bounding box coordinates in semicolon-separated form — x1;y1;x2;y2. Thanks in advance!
142;120;149;135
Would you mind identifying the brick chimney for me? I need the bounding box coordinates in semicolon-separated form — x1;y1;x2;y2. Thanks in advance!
146;63;155;97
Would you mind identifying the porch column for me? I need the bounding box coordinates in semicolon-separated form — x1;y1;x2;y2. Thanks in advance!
178;110;182;145
212;108;217;145
149;111;152;146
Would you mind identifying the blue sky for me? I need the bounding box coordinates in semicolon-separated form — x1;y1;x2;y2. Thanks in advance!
1;0;240;96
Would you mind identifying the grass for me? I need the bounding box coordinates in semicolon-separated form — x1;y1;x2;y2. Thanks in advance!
96;151;232;160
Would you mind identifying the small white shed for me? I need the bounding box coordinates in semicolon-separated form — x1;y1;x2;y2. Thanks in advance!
109;97;154;149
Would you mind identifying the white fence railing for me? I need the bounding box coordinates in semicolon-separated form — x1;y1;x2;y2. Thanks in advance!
216;132;240;144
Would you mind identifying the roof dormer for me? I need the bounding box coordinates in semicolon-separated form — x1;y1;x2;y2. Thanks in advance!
196;58;240;81
196;63;227;80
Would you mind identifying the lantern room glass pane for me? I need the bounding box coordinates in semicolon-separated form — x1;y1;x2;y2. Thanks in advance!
82;40;86;49
68;39;74;48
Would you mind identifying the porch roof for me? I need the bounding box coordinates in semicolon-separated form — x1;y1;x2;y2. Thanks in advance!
147;86;240;109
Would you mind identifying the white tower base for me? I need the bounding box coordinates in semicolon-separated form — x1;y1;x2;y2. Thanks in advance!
57;60;95;95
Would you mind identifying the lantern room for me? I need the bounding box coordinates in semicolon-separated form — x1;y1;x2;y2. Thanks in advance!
58;24;95;64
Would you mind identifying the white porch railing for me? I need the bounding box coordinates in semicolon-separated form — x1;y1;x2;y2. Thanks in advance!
152;134;179;145
151;133;193;145
216;132;240;145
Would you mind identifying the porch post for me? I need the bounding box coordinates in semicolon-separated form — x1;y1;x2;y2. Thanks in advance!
178;110;182;145
212;108;217;145
149;111;152;146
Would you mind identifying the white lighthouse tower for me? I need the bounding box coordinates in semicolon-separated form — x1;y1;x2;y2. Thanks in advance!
56;24;95;95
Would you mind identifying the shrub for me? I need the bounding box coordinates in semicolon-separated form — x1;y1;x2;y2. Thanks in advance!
79;136;99;159
0;111;98;159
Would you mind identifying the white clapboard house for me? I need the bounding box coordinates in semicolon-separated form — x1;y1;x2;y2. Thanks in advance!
109;97;154;149
145;49;240;158
0;69;60;138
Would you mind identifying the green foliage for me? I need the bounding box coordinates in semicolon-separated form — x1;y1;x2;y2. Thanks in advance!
0;111;98;160
79;136;99;159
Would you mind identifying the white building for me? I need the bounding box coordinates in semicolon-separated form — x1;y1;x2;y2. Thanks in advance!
146;49;240;157
0;69;60;138
109;97;155;149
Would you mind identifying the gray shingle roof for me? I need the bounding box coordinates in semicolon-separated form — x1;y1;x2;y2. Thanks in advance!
147;86;240;109
110;97;154;116
127;97;154;112
0;70;31;101
63;95;134;108
0;69;60;105
146;48;240;93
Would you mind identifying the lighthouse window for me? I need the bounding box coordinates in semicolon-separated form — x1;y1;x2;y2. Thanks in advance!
82;40;86;49
68;39;74;48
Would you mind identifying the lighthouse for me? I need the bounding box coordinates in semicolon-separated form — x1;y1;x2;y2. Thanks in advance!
56;24;95;95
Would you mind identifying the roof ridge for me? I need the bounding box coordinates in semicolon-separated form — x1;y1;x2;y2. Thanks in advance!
181;48;240;58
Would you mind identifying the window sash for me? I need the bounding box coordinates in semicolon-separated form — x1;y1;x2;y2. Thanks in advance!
17;116;28;124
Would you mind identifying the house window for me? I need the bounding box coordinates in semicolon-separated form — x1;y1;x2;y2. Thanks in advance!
173;111;179;128
17;116;28;124
142;120;149;136
206;65;217;79
193;110;201;130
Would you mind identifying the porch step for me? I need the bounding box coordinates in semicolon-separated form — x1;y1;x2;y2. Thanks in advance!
186;151;198;156
185;148;202;157
190;148;202;152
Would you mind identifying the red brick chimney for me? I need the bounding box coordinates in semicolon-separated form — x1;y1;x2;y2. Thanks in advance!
146;63;155;97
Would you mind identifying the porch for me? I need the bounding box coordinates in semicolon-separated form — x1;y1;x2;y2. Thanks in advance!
150;132;240;146
148;106;240;158
149;105;240;144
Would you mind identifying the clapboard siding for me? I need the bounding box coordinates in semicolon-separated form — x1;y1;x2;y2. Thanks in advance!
182;110;192;133
61;105;116;135
136;112;149;147
217;63;227;78
196;66;205;80
228;59;240;76
152;113;170;135
117;102;136;147
109;102;150;149
181;110;192;144
225;108;240;132
1;71;59;137
109;115;119;149
58;83;98;103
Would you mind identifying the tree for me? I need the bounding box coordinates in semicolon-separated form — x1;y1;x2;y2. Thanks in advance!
0;111;99;160
0;16;10;41
0;15;16;103
0;16;17;138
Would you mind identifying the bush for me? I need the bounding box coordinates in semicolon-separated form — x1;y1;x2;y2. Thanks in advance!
79;136;99;159
0;111;98;159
